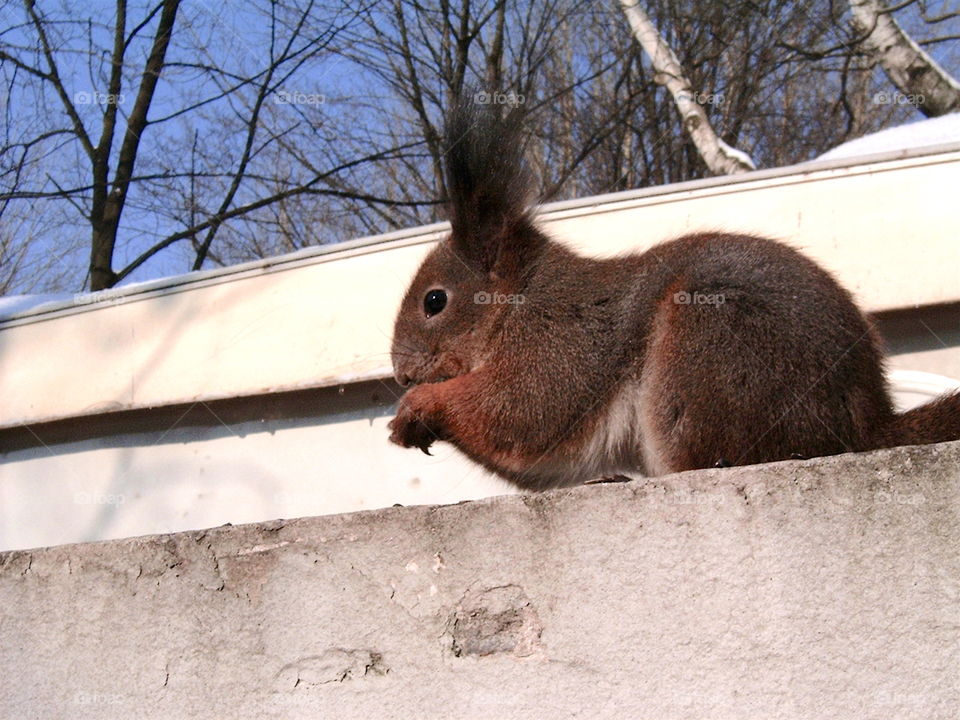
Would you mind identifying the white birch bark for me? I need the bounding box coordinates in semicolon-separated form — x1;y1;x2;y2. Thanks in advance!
850;0;960;117
619;0;756;175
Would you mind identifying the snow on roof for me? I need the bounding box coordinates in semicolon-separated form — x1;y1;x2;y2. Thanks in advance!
0;293;74;318
817;112;960;161
0;273;196;322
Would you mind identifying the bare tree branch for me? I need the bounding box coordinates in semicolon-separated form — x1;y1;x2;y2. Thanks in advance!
24;0;95;158
114;138;431;282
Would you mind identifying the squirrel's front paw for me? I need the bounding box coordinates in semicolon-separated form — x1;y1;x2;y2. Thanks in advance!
388;386;446;455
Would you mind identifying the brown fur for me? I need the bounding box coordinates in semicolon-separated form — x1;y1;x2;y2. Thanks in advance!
387;96;960;489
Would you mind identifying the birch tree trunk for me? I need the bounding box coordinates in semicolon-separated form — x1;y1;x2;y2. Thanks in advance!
619;0;756;175
849;0;960;117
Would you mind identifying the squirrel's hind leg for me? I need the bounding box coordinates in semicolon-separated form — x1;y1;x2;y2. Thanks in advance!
636;281;851;473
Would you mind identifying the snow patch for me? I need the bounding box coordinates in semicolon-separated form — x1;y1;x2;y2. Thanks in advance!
0;274;193;321
0;293;73;318
817;113;960;161
718;138;756;170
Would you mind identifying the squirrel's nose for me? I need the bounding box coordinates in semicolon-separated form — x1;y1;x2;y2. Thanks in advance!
395;371;412;387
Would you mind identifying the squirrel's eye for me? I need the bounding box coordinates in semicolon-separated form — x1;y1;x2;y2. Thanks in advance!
423;288;447;317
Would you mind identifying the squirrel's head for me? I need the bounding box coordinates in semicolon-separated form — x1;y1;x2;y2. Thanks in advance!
391;92;546;387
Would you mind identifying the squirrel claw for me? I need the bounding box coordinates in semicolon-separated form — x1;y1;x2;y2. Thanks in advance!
388;408;439;454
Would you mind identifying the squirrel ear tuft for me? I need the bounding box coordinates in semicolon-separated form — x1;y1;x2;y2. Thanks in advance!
443;89;544;276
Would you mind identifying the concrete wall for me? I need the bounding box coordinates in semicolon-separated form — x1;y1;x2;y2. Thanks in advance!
2;440;958;720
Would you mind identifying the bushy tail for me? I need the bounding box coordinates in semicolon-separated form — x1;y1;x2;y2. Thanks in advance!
874;392;960;448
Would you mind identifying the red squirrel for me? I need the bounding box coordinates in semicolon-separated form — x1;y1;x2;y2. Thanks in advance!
388;96;960;489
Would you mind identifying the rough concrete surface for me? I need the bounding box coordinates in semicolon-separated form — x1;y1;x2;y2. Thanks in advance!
1;441;959;720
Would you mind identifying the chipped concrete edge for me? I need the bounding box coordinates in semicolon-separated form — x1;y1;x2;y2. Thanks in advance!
1;440;959;720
